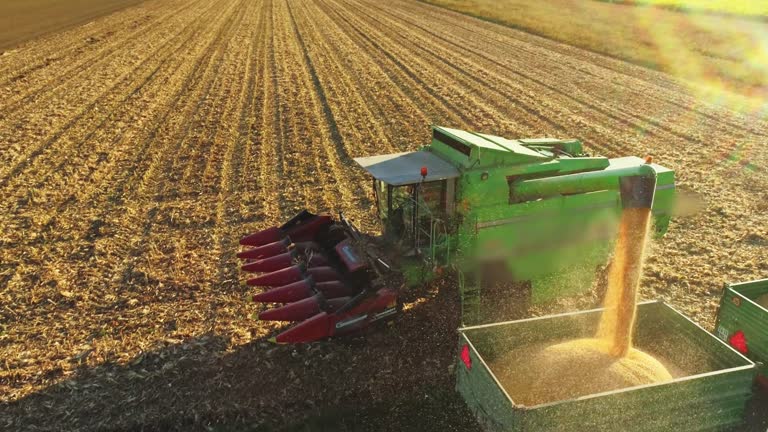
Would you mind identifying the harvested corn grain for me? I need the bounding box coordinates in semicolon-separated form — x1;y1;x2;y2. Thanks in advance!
491;338;672;406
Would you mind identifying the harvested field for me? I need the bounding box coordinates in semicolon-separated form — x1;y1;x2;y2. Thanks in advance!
0;0;766;431
0;0;144;51
423;0;768;105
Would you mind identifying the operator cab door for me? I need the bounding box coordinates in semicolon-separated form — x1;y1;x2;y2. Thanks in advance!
355;149;460;252
374;179;455;250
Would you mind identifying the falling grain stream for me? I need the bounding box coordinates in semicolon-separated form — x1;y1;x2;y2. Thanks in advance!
597;207;652;357
492;206;673;406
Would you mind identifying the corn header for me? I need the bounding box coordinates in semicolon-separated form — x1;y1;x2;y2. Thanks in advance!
237;126;676;342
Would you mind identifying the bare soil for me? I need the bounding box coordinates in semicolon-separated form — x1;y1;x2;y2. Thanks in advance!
0;0;144;51
0;0;766;431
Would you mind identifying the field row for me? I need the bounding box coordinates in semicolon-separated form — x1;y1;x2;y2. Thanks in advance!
1;0;766;429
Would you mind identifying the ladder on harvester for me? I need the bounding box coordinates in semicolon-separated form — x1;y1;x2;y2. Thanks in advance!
459;270;482;326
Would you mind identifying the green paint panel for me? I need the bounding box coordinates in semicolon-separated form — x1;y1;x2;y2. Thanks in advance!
457;302;755;431
715;278;768;378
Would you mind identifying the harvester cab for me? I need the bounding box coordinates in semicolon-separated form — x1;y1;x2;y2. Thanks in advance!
238;126;676;342
355;150;459;262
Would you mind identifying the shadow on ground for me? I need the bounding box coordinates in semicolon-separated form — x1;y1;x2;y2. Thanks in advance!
3;275;767;431
1;279;481;432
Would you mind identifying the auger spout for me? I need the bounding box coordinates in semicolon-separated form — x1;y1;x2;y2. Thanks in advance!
511;163;657;203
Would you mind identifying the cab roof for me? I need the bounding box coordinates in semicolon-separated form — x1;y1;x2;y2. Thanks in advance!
353;151;460;186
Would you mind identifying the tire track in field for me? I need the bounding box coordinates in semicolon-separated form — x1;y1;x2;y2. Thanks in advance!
312;0;446;151
285;2;364;218
314;1;467;129
280;0;342;215
268;0;348;217
328;1;499;132
294;1;402;156
172;24;249;199
316;0;470;138
87;0;250;340
253;0;319;217
285;0;375;222
306;0;428;153
290;0;405;228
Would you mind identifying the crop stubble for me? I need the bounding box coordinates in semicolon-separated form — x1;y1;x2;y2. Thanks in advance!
1;0;766;430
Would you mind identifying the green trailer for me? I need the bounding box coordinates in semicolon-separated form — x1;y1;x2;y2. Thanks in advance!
715;278;768;387
457;301;756;432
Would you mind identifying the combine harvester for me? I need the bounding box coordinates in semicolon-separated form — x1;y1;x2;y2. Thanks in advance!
237;126;676;342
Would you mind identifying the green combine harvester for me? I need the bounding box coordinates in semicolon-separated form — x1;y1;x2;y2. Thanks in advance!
236;126;675;341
